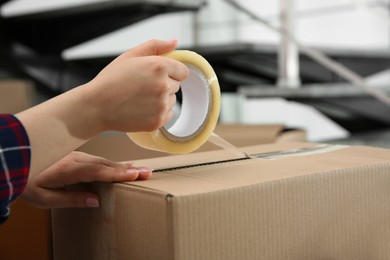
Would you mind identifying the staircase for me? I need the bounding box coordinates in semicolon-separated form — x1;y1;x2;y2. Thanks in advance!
0;0;205;92
0;0;389;132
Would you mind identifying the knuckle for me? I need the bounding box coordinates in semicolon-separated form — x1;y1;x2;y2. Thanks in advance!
150;60;166;74
145;121;160;132
183;65;190;79
146;39;159;48
169;95;177;106
89;164;118;183
70;193;82;207
157;98;169;111
151;79;167;95
31;191;52;209
112;168;126;181
96;158;112;168
88;164;106;181
176;63;189;81
63;151;83;166
69;150;82;159
145;117;163;131
23;190;49;209
157;113;168;128
39;194;52;209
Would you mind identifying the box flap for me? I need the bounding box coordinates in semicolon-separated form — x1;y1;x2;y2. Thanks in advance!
127;142;390;196
208;124;284;147
0;80;35;113
198;124;306;151
132;142;315;169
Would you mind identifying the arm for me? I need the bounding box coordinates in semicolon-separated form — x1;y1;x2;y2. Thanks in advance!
15;39;189;180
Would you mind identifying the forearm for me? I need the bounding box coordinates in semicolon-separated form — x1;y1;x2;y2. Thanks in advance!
15;83;103;178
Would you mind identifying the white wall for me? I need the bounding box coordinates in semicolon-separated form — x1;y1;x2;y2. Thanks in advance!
203;0;389;50
296;0;389;49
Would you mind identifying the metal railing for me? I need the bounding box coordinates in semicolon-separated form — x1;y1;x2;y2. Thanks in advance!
223;0;390;107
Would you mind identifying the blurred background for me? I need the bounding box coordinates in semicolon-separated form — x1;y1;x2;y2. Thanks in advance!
0;1;389;259
0;0;389;145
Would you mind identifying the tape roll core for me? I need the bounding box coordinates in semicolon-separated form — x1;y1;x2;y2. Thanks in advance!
127;50;220;154
162;64;211;141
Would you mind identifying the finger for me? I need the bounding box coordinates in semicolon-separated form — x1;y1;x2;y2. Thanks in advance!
132;39;177;57
65;164;143;184
123;161;135;168
137;170;153;180
168;93;177;108
66;164;153;183
73;151;127;170
161;109;174;127
37;152;129;188
27;168;153;208
124;164;153;180
39;190;101;208
168;78;181;94
164;58;189;82
20;185;100;209
38;163;140;189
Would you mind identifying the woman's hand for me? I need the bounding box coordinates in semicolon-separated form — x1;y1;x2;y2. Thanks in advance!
21;151;153;208
86;39;189;133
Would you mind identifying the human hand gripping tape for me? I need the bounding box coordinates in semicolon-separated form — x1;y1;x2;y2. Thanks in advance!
127;50;221;154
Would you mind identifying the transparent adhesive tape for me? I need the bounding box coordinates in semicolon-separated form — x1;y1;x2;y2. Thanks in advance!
127;50;221;154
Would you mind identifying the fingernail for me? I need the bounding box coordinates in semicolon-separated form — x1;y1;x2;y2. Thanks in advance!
167;38;178;44
126;169;141;175
139;167;154;173
124;162;134;168
86;197;100;208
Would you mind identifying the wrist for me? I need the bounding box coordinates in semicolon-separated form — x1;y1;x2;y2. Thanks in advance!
76;81;109;135
15;83;105;176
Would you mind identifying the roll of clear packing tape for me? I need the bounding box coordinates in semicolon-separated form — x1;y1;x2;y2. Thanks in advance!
127;50;221;154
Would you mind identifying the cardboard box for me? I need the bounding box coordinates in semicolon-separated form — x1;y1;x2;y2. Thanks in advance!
53;142;390;259
78;124;306;161
0;80;35;113
201;124;306;150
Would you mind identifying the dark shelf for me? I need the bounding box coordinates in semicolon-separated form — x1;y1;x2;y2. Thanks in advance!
2;0;205;53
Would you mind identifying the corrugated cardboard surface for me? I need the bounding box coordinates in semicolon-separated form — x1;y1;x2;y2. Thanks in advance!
53;142;390;260
201;124;306;149
78;124;306;161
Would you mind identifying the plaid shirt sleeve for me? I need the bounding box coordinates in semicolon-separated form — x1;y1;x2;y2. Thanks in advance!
0;114;31;224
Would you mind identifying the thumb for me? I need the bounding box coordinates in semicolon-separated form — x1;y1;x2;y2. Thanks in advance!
131;39;178;57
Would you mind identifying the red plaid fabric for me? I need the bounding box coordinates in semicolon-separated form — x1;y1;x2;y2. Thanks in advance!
0;114;30;224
